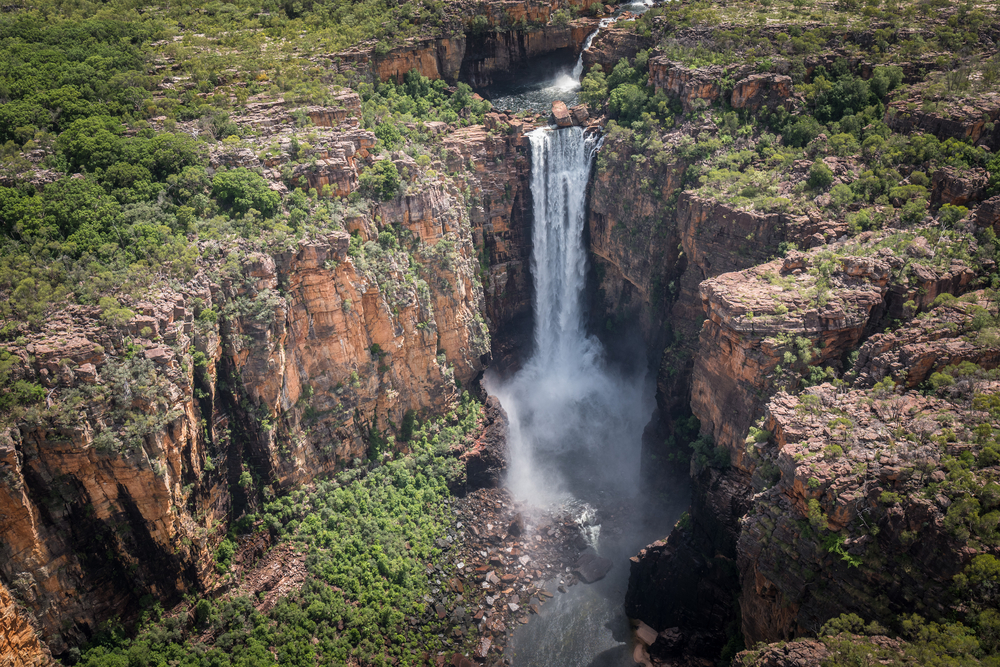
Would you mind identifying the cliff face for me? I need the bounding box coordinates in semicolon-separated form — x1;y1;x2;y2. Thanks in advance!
0;582;50;666
581;25;655;73
626;224;991;656
587;131;688;353
0;102;542;654
443;115;537;345
461;20;599;88
332;1;596;86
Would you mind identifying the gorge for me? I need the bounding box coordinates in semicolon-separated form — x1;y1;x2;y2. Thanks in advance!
3;0;1000;666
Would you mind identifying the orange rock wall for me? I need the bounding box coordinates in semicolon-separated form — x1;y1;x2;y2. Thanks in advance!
0;174;496;657
0;582;51;666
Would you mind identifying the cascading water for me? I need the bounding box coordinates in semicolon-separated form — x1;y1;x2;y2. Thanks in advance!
570;29;600;80
485;125;685;667
486;126;652;508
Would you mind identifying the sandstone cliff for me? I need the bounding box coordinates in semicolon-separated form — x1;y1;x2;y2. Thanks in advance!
0;102;546;655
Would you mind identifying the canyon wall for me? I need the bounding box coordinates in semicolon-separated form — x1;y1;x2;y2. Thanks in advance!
0;95;537;657
332;1;596;87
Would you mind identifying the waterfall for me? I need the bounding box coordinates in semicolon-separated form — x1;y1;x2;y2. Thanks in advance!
529;127;599;366
570;29;599;80
486;126;653;506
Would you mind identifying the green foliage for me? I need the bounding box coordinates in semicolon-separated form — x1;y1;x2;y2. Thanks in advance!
784;115;824;147
807;160;835;189
939;203;969;227
212;168;281;218
79;396;485;666
359;160;401;202
807;498;827;531
823;534;862;568
215;537;236;573
608;84;650;124
692;433;730;470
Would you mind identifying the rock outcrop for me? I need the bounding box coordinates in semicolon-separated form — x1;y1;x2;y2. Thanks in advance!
0;582;51;666
460;396;508;491
626;228;992;658
731;73;794;112
647;58;724;113
581;24;655;73
885;95;1000;149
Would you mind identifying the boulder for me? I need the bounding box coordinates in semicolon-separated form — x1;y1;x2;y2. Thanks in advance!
976;195;1000;232
569;103;589;125
507;512;526;537
551;100;573;127
573;551;613;583
931;166;987;208
461;395;508;490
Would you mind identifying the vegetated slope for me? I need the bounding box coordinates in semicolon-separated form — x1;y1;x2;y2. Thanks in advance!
3;0;1000;664
569;0;1000;664
0;0;597;662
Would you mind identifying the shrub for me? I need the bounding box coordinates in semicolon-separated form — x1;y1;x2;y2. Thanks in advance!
939;203;969;226
551;9;571;25
359;160;401;201
608;84;649;124
808;160;835;189
212;168;281;217
829;183;854;208
784;115;824;147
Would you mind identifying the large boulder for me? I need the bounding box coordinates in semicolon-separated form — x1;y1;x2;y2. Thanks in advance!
573;551;613;583
461;395;508;490
551;100;573;127
930;166;988;208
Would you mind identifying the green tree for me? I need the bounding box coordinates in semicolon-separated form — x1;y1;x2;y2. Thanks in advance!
212;168;281;217
359;160;400;201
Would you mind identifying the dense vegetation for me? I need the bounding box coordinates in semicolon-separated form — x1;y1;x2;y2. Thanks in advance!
76;395;481;667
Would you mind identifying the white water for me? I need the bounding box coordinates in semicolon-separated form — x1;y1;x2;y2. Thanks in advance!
485;126;653;507
570;29;600;80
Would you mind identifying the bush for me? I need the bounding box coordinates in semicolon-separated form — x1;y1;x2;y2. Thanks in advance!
608;84;649;124
212;168;281;217
829;183;854;208
784;115;824;147
551;9;571;25
359;160;401;201
939;203;969;226
373;121;401;149
808;160;835;189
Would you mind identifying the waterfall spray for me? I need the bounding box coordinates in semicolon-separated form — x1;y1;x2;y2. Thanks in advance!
486;126;653;507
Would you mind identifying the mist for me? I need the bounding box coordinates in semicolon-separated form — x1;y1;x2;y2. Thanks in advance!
484;126;655;508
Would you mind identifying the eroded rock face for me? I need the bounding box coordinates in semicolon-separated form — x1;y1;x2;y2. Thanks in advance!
581;24;655;73
442;120;537;349
0;582;52;666
885;97;1000;149
738;380;994;644
976;195;1000;233
647;58;723;113
332;12;597;88
626;230;990;655
930;166;988;209
731;73;794;112
0;147;503;655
